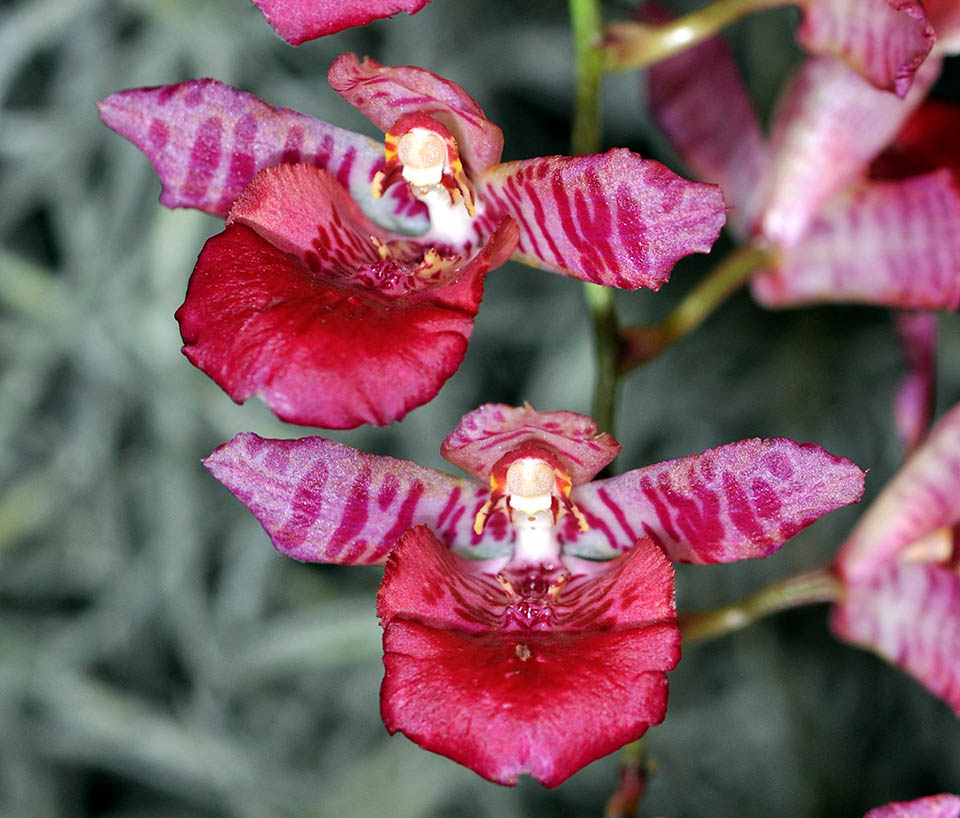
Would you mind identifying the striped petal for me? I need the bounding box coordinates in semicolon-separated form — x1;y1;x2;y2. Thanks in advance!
832;561;960;715
473;150;726;291
204;434;514;564
836;404;960;582
328;54;503;176
176;197;518;428
560;438;865;564
893;311;937;455
798;0;934;96
251;0;433;45
864;795;960;818
646;32;769;236
97;79;427;232
752;171;960;310
378;527;679;787
762;56;939;245
440;403;620;485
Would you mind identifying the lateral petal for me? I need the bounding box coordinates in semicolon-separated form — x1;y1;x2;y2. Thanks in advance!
863;794;960;818
204;434;509;564
836;404;960;581
563;439;865;563
328;54;504;175
474;150;726;290
753;171;960;310
893;311;937;455
832;561;960;715
378;527;679;787
440;403;621;485
97;79;426;232
798;0;934;96
251;0;433;45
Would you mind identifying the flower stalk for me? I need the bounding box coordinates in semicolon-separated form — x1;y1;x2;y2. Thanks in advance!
679;567;843;645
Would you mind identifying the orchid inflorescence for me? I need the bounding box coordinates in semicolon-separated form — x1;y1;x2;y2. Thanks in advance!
98;0;960;810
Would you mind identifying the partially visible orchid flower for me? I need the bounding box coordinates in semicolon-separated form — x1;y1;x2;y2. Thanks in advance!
99;56;724;429
864;794;960;818
831;402;960;715
204;402;865;786
647;42;960;311
251;0;434;44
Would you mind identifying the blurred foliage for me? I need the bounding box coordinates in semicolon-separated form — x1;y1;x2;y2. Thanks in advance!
0;0;958;816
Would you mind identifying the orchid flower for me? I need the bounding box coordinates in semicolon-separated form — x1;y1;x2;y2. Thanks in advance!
647;42;960;311
831;402;960;715
864;794;960;818
99;55;724;429
204;402;864;786
251;0;434;44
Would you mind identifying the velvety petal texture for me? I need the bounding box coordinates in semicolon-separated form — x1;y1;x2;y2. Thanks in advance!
832;560;960;715
440;402;621;485
752;171;960;309
378;527;680;787
893;311;937;455
473;151;726;290
798;0;935;96
328;54;504;175
97;79;427;232
252;0;433;44
563;438;865;564
204;433;511;564
836;404;960;582
864;794;960;818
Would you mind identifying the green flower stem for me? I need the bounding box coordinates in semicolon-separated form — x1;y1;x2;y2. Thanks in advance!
619;243;771;372
679;567;843;645
570;0;621;434
605;0;788;72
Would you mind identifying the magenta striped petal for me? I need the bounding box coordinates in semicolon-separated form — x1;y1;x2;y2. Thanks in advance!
97;79;426;231
647;32;769;236
251;0;433;45
328;54;503;176
762;56;940;245
836;404;960;582
440;403;620;485
473;150;726;290
832;561;960;715
798;0;934;96
378;526;679;787
203;433;513;564
864;794;960;818
561;438;865;564
893;311;937;455
753;171;960;309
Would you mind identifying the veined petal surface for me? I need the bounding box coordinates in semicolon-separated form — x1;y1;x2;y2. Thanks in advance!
832;561;960;715
836;404;960;581
176;217;518;429
204;434;511;564
329;54;503;175
251;0;433;45
562;438;864;563
864;795;960;818
798;0;934;96
378;527;679;787
440;403;620;485
97;79;427;232
474;150;726;290
753;171;960;309
762;56;939;245
647;33;769;236
893;311;937;455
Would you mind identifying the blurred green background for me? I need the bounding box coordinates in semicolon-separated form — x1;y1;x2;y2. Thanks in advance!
1;0;958;815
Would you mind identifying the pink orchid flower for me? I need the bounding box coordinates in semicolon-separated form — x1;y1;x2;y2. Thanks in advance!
648;42;960;311
204;402;864;786
831;402;960;715
796;0;960;96
251;0;434;45
865;794;960;818
99;55;724;429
